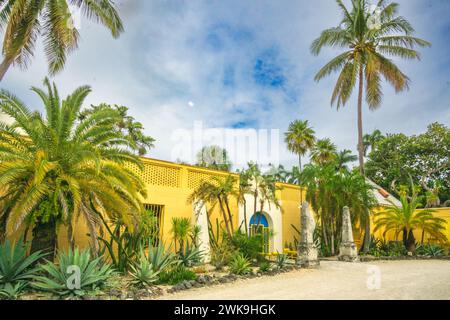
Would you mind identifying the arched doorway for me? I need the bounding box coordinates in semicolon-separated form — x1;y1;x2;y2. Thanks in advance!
249;212;272;253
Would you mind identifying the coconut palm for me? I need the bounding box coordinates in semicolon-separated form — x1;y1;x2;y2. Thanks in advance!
0;78;146;260
363;129;384;156
374;191;446;252
311;0;430;174
335;149;358;172
0;0;124;81
285;120;316;172
310;138;337;166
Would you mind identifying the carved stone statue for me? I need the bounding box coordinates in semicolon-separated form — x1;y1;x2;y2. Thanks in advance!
297;202;319;268
338;206;359;262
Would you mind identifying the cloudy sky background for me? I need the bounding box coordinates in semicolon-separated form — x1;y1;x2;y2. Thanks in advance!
1;0;449;170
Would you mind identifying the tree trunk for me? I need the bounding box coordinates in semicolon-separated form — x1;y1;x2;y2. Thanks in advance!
0;57;13;82
218;196;231;237
31;218;57;261
405;229;416;253
0;212;7;243
243;199;248;236
357;66;371;253
224;197;235;233
299;155;303;204
421;229;425;245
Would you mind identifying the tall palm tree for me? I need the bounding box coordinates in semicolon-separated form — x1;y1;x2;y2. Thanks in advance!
0;78;146;260
335;149;358;172
311;0;430;174
285;120;316;202
363;129;384;156
311;1;430;253
310;138;337;166
0;0;124;81
285;120;316;172
374;191;446;252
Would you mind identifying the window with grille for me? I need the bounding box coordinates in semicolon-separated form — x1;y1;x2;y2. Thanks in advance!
143;204;164;245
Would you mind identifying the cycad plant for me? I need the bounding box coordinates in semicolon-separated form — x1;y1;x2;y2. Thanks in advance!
0;0;123;81
0;78;146;260
374;191;447;252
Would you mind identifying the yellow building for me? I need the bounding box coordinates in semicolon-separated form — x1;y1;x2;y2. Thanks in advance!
31;157;450;254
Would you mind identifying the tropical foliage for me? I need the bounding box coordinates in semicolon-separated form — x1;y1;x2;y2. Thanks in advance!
33;249;114;296
285;119;316;172
366;123;450;206
196;145;232;171
0;0;123;81
0;239;45;285
129;255;159;287
79;104;155;156
228;253;252;275
374;189;447;252
0;79;146;260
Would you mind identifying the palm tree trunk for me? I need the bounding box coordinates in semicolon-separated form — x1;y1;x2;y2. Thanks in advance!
357;66;371;253
299;155;303;204
218;196;231;237
421;229;425;245
243;199;248;236
224;196;235;233
0;57;13;82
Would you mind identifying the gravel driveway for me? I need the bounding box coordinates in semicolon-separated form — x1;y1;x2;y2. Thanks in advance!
159;260;450;300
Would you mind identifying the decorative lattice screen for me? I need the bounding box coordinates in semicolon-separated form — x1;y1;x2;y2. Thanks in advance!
140;163;181;187
187;170;216;189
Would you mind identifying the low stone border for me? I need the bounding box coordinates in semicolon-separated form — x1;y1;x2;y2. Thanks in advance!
359;255;450;262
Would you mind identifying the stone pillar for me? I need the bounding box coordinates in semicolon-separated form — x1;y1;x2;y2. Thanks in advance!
297;202;319;268
338;206;359;262
193;200;211;263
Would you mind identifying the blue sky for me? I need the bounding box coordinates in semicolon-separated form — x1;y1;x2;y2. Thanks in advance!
1;0;449;169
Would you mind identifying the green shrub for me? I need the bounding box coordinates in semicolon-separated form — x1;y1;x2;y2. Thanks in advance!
145;243;179;273
157;265;197;285
210;242;233;270
129;255;159;287
229;231;263;260
258;261;271;273
275;253;288;270
229;253;252;275
0;281;28;300
386;242;407;257
33;249;114;296
0;239;46;285
417;244;444;257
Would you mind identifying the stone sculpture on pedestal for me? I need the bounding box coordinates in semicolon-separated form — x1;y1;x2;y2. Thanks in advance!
297;201;319;268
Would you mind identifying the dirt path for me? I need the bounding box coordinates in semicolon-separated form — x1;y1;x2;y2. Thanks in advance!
159;260;450;300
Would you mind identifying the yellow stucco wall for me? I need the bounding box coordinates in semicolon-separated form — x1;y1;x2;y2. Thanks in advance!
8;157;450;250
66;158;239;250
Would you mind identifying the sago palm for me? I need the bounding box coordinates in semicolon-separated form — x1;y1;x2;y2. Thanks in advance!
0;0;123;81
374;192;446;252
0;78;146;260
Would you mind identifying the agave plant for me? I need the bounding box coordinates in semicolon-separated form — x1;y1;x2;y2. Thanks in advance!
229;253;252;275
0;239;46;284
178;243;203;267
417;244;444;257
0;281;27;300
145;243;179;273
275;253;289;270
32;249;114;296
128;255;159;287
